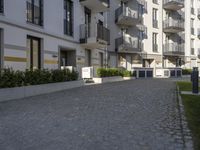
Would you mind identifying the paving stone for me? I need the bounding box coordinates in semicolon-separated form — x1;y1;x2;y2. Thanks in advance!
0;79;193;150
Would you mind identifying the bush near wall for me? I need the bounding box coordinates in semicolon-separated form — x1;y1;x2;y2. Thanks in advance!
0;68;78;88
97;68;132;77
182;69;192;75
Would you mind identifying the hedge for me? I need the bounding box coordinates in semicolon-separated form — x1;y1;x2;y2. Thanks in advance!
0;68;78;88
182;69;192;75
97;68;132;77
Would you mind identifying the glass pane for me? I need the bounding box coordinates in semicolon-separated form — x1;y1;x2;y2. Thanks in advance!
26;38;31;69
32;39;39;69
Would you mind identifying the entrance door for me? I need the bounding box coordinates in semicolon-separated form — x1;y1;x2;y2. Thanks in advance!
27;36;41;69
60;49;76;67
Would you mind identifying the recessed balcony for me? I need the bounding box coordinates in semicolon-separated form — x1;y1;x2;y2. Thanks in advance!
79;0;109;12
163;43;185;56
163;0;184;11
80;23;110;49
115;34;143;53
115;5;143;27
163;18;184;33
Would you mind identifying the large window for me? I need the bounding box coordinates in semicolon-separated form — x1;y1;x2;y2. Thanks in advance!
64;0;73;36
152;8;158;28
152;33;158;52
27;0;43;26
27;36;41;69
0;0;3;13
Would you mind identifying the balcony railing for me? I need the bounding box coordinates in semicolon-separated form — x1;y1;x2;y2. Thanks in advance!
163;18;184;33
79;0;109;12
163;0;184;10
115;34;143;53
163;43;185;55
115;5;143;26
80;23;110;48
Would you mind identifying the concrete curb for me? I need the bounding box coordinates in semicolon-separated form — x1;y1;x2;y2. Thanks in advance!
0;80;84;102
176;85;194;149
93;76;124;84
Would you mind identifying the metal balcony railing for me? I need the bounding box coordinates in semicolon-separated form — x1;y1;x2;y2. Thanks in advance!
163;43;185;55
163;0;184;5
115;5;142;23
115;34;143;52
80;23;110;44
163;18;184;29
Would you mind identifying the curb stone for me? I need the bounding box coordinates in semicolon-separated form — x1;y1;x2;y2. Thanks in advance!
176;85;194;149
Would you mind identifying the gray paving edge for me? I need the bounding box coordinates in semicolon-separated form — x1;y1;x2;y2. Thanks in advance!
0;80;84;102
176;85;194;149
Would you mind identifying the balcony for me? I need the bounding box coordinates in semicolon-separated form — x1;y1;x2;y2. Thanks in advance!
79;0;109;12
115;34;143;53
163;0;184;11
198;49;200;59
163;43;185;56
163;18;184;33
198;9;200;19
115;5;143;27
80;23;110;49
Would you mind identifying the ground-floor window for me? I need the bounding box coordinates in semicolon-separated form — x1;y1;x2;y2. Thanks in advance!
60;49;76;68
85;49;91;67
99;52;103;67
27;36;41;69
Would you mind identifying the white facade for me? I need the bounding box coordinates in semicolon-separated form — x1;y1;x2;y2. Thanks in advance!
108;0;200;71
0;0;110;76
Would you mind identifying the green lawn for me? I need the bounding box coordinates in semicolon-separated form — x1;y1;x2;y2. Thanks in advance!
181;95;200;150
177;81;200;91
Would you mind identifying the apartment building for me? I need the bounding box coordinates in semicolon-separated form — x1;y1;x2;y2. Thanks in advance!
0;0;110;76
108;0;200;72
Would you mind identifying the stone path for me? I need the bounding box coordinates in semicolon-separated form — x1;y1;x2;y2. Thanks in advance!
0;79;193;150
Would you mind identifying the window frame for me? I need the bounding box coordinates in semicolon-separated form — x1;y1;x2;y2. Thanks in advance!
26;0;43;26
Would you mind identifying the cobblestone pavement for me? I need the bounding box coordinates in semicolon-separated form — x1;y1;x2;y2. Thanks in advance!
0;79;193;150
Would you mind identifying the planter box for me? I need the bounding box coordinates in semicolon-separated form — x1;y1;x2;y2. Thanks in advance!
123;77;136;80
93;76;123;84
0;80;84;102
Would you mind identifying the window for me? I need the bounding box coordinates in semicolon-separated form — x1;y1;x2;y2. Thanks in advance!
0;0;4;13
85;49;91;67
153;0;158;4
27;36;41;69
0;29;2;69
152;8;158;28
26;0;43;26
64;0;73;36
191;19;195;35
191;39;195;55
152;33;158;52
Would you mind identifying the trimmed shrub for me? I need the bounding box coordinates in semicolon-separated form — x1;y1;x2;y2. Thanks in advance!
97;68;120;77
0;68;78;88
182;69;192;75
97;68;133;78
